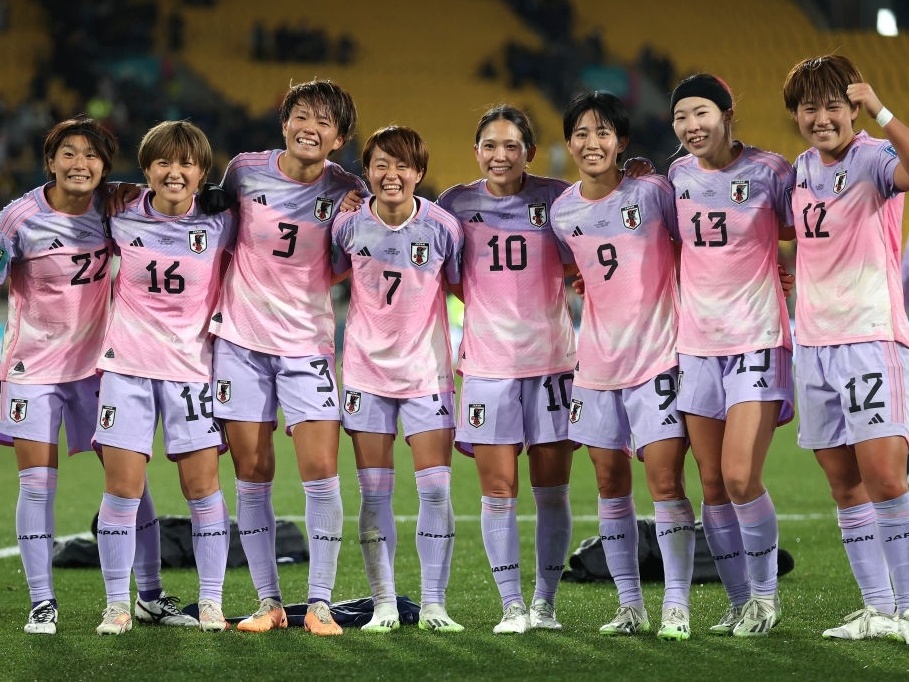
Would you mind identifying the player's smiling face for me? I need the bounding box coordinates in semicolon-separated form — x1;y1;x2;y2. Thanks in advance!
366;147;423;214
475;119;534;197
672;97;731;167
144;155;203;216
794;97;858;163
568;109;626;180
282;103;344;165
48;134;105;198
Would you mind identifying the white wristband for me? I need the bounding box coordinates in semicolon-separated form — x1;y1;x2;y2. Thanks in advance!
876;107;894;127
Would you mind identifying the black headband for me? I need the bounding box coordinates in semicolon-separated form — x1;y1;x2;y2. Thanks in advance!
670;76;733;113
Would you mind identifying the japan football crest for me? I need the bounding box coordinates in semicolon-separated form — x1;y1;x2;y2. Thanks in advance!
216;380;231;404
528;202;548;227
569;399;583;424
9;398;27;423
468;403;485;428
99;405;116;430
411;242;430;266
621;204;641;230
833;169;848;194
189;230;208;253
730;179;750;204
314;196;334;222
344;390;361;414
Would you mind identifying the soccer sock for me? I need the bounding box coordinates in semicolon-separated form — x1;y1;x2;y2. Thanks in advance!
414;466;455;605
873;491;909;613
17;467;57;605
235;479;280;601
531;484;572;604
357;468;397;605
134;479;163;602
654;498;695;612
188;490;229;603
598;495;643;608
733;491;779;598
303;475;344;604
701;502;751;606
481;496;523;609
837;502;895;613
97;493;140;604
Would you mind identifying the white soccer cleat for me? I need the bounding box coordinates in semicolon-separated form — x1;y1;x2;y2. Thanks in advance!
708;602;745;636
97;601;133;635
733;595;780;638
24;600;58;635
529;598;562;630
418;603;464;633
657;606;691;641
362;601;400;633
135;591;199;627
198;599;230;632
599;604;650;636
822;606;900;640
493;602;530;634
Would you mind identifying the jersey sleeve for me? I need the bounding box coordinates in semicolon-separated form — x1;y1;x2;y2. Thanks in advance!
331;211;354;274
873;141;902;198
772;161;796;227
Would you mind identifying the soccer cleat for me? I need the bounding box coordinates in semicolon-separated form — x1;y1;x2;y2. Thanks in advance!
418;603;464;633
657;607;691;641
897;608;909;644
708;603;745;636
599;604;651;636
732;595;779;638
529;598;562;630
135;592;199;627
304;600;343;636
237;597;288;632
97;601;133;635
822;606;900;640
198;599;229;632
362;602;400;633
493;602;530;634
24;600;58;635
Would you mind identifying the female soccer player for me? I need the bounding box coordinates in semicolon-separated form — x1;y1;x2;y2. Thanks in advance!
669;73;794;637
551;91;694;641
0;116;192;635
436;106;576;634
783;55;909;641
94;120;235;635
209;80;366;635
332;125;464;633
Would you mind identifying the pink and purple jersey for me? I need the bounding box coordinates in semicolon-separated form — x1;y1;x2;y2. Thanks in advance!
437;174;576;378
210;152;367;356
98;190;237;382
332;197;463;398
550;174;680;390
669;144;794;356
792;131;909;347
0;184;111;384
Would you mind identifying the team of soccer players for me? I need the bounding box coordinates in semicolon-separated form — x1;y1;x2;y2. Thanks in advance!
2;54;909;642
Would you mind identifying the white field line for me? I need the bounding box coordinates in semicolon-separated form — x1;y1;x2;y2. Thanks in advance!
0;513;832;559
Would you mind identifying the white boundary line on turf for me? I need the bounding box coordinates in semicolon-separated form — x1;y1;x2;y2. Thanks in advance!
0;513;832;559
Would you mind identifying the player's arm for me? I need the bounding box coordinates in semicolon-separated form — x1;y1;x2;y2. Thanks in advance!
448;281;464;301
330;269;350;286
847;82;909;192
779;224;796;241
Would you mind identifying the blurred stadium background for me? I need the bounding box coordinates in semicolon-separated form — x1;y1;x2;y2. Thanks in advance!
2;0;909;201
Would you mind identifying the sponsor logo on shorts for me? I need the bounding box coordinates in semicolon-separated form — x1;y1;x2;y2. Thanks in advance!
344;390;362;414
621;204;641;229
569;399;583;424
9;398;27;423
188;229;208;253
411;242;430;266
216;380;231;404
99;405;116;429
314;196;334;222
730;179;750;204
528;202;547;227
468;403;485;428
